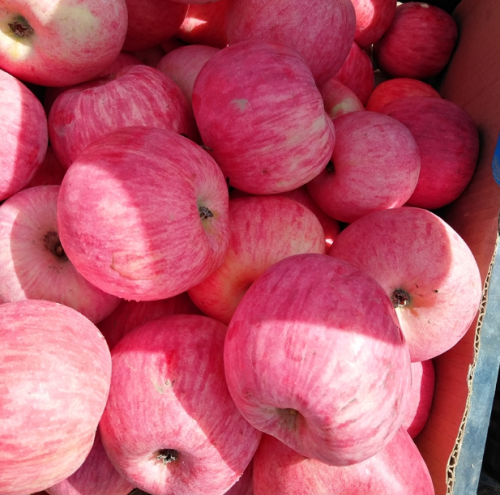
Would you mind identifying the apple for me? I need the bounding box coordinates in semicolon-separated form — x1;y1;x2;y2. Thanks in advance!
380;96;480;209
188;195;326;324
373;2;458;80
0;67;47;201
328;207;482;362
403;360;435;438
98;292;203;350
224;253;412;466
157;44;220;105
23;146;66;189
226;461;254;495
0;0;128;87
49;64;196;169
320;78;365;120
366;77;441;113
0;300;111;495
99;314;262;495
225;0;356;86
0;185;120;323
46;429;133;495
253;429;434;494
57;126;230;301
307;110;421;223
122;0;188;52
351;0;397;48
193;40;335;195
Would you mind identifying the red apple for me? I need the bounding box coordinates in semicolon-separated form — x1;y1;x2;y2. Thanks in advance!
253;429;434;494
224;253;412;466
307;110;421;223
99;314;262;495
373;2;458;80
226;461;254;495
366;77;441;113
23;146;66;189
49;64;196;169
131;45;168;67
0;300;112;495
188;195;326;324
193;40;335;194
225;0;356;86
320;78;365;120
0;0;128;87
97;292;203;350
0;68;47;201
380;96;479;209
351;0;397;48
328;207;482;362
0;185;120;323
57;127;230;301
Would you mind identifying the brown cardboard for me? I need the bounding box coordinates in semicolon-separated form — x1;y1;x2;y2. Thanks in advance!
414;0;500;493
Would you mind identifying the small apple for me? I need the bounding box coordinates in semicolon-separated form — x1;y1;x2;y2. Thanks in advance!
351;0;397;48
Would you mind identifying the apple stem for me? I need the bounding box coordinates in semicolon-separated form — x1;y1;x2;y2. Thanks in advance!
199;205;214;220
8;16;34;38
156;449;179;464
44;231;68;260
392;288;410;308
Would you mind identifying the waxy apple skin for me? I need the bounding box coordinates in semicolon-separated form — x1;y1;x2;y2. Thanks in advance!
99;314;262;495
0;300;112;495
328;207;482;362
224;253;412;466
57;126;230;301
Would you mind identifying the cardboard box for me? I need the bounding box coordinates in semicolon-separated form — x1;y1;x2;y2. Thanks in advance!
414;0;500;493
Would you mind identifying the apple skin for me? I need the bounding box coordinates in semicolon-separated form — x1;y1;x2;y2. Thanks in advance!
97;292;203;351
328;207;482;362
373;2;458;80
23;146;66;188
0;68;48;201
403;360;435;438
224;253;412;466
49;65;196;169
225;0;356;86
0;185;120;323
188;195;326;324
380;96;480;210
99;314;262;495
320;78;365;121
351;0;397;48
226;461;254;495
0;0;128;87
122;0;188;52
253;430;434;494
366;77;441;113
193;40;335;195
57;126;230;301
46;429;133;495
307;110;421;224
157;44;220;105
0;300;112;495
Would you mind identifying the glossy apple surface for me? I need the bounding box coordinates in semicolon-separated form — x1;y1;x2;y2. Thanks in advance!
351;0;397;47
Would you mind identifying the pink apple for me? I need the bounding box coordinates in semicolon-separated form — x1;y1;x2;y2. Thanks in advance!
373;2;458;80
99;314;262;495
366;77;441;113
46;429;133;495
0;68;47;201
188;195;326;324
225;0;356;86
403;360;435;438
380;96;479;209
224;253;412;466
333;42;374;105
320;78;365;120
307;110;421;223
193;40;335;194
49;64;196;169
23;146;66;188
226;461;254;495
351;0;397;48
328;207;482;362
122;0;188;52
57;127;229;301
0;0;128;87
157;44;220;105
253;429;434;494
177;0;228;48
0;300;112;495
98;292;203;350
0;185;120;323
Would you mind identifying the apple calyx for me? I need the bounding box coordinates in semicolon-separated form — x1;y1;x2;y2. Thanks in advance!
199;205;214;220
156;448;179;464
392;288;411;308
44;231;68;260
8;16;34;38
277;407;300;430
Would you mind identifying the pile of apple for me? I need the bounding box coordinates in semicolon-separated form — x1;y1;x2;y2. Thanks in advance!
0;0;484;494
